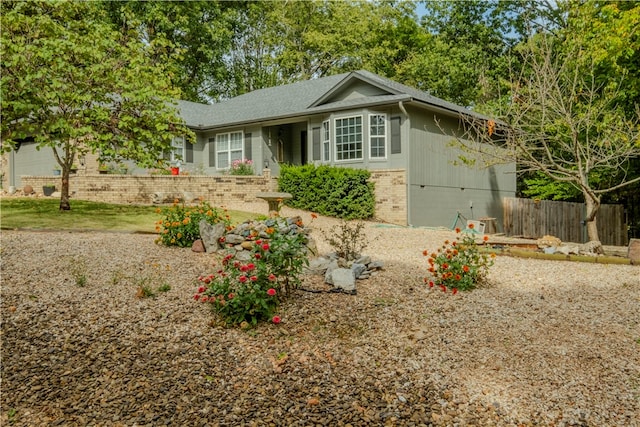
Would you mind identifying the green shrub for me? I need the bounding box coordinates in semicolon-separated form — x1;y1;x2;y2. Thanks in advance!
278;164;374;219
155;200;231;247
423;227;495;292
194;220;309;326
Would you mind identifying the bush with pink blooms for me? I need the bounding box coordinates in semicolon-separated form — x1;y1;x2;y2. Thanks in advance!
194;219;309;326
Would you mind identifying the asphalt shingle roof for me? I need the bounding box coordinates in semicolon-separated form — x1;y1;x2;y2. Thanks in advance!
178;70;473;130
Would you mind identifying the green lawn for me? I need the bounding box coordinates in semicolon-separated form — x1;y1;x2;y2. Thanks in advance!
0;198;258;233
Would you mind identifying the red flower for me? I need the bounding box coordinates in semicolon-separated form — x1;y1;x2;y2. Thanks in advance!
452;288;458;295
272;315;281;324
219;236;226;242
468;223;475;229
440;285;447;292
247;263;255;270
422;250;428;256
193;294;200;300
455;227;461;233
429;281;434;288
442;263;449;269
455;274;461;281
250;275;258;281
239;275;248;283
203;277;211;284
452;241;457;247
240;265;249;272
483;235;489;242
255;239;262;245
201;295;208;302
197;286;205;293
463;265;469;273
268;273;277;282
262;243;270;251
254;253;262;260
267;288;276;296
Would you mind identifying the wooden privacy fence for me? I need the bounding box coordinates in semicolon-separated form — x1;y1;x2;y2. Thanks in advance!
502;197;627;246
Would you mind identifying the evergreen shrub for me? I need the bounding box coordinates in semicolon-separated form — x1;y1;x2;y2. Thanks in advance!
278;164;375;219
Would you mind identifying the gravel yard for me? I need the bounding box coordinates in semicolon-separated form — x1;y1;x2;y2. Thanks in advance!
2;205;639;426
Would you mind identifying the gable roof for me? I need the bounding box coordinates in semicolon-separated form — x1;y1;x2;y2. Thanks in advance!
180;70;475;130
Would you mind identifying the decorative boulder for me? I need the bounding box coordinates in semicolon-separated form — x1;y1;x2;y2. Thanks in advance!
199;220;226;252
331;268;356;294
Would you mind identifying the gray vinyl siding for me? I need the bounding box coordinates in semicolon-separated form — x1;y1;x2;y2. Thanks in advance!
407;108;516;228
8;141;54;187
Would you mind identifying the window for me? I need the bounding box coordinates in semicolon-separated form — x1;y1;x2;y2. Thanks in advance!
322;120;330;162
369;114;386;159
170;136;184;163
335;116;362;161
216;131;243;169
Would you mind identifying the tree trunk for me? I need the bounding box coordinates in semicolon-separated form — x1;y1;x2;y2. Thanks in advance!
59;169;71;211
583;193;603;253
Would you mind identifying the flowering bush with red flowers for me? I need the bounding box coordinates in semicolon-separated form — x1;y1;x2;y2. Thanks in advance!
423;228;495;292
194;219;310;326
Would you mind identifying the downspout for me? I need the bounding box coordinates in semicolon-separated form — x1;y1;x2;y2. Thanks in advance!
399;101;410;226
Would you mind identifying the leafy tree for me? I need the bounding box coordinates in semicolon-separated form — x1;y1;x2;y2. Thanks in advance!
516;0;640;233
1;1;192;210
100;0;239;103
450;29;640;248
396;0;566;107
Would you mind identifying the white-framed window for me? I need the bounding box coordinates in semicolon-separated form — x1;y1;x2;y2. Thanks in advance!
334;116;362;161
216;131;243;169
170;136;185;162
322;120;330;162
369;114;387;159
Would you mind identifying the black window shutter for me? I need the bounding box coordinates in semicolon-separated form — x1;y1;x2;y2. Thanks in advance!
390;116;401;154
208;137;215;167
185;138;193;163
312;127;321;160
244;133;252;160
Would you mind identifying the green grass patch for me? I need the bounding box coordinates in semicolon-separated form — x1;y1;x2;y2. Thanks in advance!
0;198;258;233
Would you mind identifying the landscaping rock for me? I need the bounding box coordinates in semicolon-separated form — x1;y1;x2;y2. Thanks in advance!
627;238;640;265
351;263;367;278
580;240;604;255
191;239;205;253
537;235;562;248
199;220;226;252
324;260;340;285
331;268;356;294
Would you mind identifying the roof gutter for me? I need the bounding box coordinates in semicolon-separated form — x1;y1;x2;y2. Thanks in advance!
399;100;411;226
398;100;409;117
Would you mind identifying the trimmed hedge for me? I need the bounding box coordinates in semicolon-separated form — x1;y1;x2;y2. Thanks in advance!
278;164;375;220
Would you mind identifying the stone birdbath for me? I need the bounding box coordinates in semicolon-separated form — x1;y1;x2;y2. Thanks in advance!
255;192;292;214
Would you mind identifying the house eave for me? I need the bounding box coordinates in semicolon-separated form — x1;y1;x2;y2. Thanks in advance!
187;96;414;132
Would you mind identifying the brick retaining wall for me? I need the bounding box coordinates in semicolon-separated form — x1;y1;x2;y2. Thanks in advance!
21;168;408;225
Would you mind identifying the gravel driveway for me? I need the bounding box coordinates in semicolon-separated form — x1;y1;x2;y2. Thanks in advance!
2;206;639;426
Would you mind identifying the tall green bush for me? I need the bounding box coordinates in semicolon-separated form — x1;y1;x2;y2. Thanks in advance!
278;164;375;219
